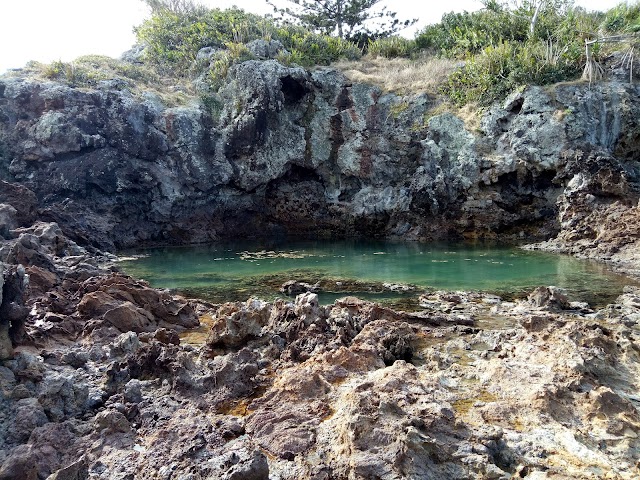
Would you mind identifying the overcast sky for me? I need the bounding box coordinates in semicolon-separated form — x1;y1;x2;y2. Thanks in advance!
0;0;626;73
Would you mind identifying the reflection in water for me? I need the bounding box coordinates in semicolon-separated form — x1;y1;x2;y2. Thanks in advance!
119;240;637;306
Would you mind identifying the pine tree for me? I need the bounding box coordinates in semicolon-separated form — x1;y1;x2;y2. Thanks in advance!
266;0;416;40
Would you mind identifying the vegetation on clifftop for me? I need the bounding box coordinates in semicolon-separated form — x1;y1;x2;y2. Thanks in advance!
17;1;640;109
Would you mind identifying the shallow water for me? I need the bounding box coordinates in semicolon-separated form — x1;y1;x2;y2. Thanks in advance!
118;240;637;307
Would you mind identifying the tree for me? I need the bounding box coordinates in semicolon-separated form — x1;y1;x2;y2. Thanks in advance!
483;0;574;39
265;0;416;40
141;0;202;14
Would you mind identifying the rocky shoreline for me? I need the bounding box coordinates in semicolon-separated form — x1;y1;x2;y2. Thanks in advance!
0;221;639;478
1;60;640;478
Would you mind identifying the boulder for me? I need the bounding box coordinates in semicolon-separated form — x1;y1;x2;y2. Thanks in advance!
280;280;319;296
77;274;198;333
0;181;38;226
527;286;570;310
245;39;286;59
0;203;17;238
0;264;29;358
206;298;271;350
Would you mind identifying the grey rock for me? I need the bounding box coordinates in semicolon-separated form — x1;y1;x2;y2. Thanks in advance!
280;280;320;296
123;379;143;404
9;398;49;443
195;46;218;65
109;332;140;357
224;449;269;480
0;204;17;239
528;286;570;310
94;409;132;434
0;445;39;480
0;265;29;359
120;44;146;64
2;65;639;248
46;458;88;480
245;39;286;60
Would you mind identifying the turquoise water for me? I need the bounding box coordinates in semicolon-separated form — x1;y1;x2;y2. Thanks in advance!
118;240;636;306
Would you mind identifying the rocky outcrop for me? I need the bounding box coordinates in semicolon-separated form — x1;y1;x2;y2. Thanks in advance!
0;263;28;360
525;147;640;275
2;63;639;251
1;279;638;479
1;57;640;480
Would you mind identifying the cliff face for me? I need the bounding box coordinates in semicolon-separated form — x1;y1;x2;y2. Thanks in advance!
2;62;640;480
1;60;639;251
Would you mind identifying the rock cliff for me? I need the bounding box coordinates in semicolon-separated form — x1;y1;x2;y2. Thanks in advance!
2;61;639;254
1;59;640;479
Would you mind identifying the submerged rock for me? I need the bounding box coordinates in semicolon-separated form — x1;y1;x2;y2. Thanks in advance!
280;280;320;296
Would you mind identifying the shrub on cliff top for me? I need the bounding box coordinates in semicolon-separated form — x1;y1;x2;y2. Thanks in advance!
135;7;269;74
441;39;581;106
135;6;362;76
367;36;418;59
418;2;607;106
39;56;159;88
275;25;361;66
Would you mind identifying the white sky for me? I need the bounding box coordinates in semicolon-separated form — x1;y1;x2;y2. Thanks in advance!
0;0;626;73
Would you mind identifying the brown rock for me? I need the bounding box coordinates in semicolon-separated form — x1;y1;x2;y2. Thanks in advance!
0;181;38;226
103;302;155;333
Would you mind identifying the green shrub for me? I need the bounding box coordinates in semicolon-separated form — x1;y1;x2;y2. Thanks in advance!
135;7;268;74
39;56;161;88
415;9;529;59
41;60;106;87
368;36;417;58
204;42;257;90
274;25;361;66
601;1;640;33
441;40;581;106
135;7;361;75
414;3;602;60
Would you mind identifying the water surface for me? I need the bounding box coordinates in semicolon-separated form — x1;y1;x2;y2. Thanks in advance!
119;240;636;307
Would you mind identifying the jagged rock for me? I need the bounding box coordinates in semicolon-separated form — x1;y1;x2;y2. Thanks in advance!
206;298;271;350
46;458;88;480
0;261;10;359
95;409;132;434
0;181;38;227
120;44;146;64
245;39;285;60
78;274;198;333
0;263;29;358
8;398;49;443
2;58;640;480
0;445;39;480
280;280;319;296
0;203;17;238
527;286;570;310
